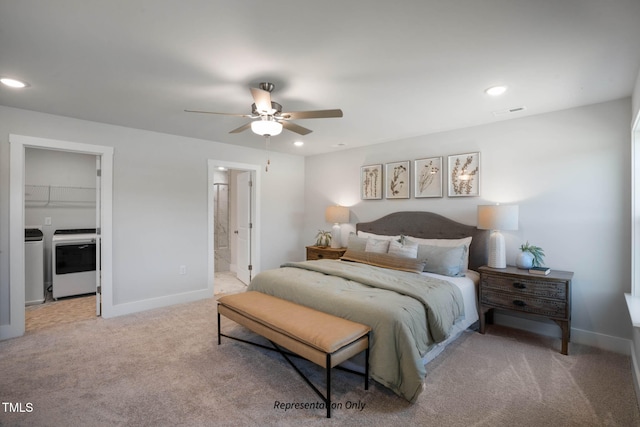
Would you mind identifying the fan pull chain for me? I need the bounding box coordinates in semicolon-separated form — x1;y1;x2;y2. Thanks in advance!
264;135;271;172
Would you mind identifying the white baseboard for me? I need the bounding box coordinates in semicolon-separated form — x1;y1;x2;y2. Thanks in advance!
631;341;640;410
104;288;212;318
493;312;631;355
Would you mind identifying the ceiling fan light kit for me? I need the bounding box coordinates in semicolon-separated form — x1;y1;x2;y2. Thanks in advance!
251;118;283;136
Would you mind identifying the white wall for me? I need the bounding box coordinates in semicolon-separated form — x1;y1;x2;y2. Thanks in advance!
305;98;632;346
0;106;305;328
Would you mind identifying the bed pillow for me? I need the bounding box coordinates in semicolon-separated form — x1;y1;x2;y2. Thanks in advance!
346;234;368;252
388;238;419;258
341;249;426;273
365;237;391;253
357;231;401;241
418;244;467;277
405;236;473;270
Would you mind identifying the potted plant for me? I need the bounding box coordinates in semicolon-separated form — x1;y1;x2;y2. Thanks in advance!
315;230;332;247
517;241;545;269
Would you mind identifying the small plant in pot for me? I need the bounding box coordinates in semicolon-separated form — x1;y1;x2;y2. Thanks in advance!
315;230;332;247
517;241;545;269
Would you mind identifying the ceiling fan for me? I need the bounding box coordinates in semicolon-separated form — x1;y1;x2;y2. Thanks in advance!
185;82;343;137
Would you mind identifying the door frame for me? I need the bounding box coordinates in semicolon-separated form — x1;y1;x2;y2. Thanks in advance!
4;134;114;340
207;160;260;292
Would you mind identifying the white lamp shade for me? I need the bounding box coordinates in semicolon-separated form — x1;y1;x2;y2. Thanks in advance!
251;120;283;136
477;204;519;231
325;206;349;224
325;206;349;248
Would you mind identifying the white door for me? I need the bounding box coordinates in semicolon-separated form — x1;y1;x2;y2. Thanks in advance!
235;171;252;284
95;156;101;316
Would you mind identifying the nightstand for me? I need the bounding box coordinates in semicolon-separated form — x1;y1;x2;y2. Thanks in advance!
478;265;574;355
306;246;346;260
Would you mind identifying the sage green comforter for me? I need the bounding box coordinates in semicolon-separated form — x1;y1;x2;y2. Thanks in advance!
246;259;464;403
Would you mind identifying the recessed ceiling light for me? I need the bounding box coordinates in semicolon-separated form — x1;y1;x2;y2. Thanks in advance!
485;85;507;96
293;141;304;147
1;77;28;88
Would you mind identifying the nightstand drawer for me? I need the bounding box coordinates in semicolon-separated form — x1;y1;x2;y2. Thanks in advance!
480;289;567;318
306;246;346;260
480;275;567;300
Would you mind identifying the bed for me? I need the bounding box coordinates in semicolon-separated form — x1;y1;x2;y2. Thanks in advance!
246;211;488;403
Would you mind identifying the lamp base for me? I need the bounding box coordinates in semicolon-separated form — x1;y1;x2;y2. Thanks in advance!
487;230;506;268
330;223;341;248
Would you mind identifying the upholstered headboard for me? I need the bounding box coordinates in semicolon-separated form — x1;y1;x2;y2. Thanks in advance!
356;211;489;271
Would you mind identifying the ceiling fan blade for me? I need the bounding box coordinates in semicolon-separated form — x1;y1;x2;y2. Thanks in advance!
282;121;313;135
250;87;272;113
280;109;343;120
184;109;252;118
229;122;253;134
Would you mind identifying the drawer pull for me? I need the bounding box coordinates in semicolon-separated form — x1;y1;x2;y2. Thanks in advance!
317;254;324;259
513;282;527;289
513;300;527;307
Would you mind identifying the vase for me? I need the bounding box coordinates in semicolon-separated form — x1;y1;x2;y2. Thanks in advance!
516;252;534;269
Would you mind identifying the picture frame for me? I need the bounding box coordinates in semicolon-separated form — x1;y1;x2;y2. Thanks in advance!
447;152;480;197
360;164;383;200
385;161;410;199
414;157;443;198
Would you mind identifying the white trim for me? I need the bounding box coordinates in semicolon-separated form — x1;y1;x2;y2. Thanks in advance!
2;134;114;340
633;113;640;297
630;333;640;409
493;312;630;355
107;288;212;317
207;160;261;294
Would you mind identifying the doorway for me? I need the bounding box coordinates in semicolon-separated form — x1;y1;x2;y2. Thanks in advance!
4;134;113;341
208;160;260;296
24;148;99;331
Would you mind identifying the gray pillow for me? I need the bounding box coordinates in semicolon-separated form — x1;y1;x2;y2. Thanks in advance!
418;244;467;277
346;234;367;251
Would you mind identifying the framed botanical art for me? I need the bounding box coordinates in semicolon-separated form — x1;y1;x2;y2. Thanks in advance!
360;164;383;200
414;157;443;198
448;152;480;197
385;161;410;199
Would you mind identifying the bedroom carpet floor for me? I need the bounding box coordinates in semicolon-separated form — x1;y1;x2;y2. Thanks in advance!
2;296;639;426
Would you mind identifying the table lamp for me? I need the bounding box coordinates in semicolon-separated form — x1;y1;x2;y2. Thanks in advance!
325;206;349;249
477;204;519;268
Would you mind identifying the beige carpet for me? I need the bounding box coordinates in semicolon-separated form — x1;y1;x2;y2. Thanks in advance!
1;296;638;426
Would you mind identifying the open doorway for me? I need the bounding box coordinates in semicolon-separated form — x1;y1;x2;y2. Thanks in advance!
4;134;113;341
208;160;260;297
24;148;98;332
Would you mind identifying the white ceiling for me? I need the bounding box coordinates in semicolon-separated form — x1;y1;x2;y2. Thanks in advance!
1;0;639;156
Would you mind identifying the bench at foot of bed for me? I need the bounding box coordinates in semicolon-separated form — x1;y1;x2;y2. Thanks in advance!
217;291;371;418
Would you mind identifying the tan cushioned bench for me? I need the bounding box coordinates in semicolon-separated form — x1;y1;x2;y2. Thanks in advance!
217;291;371;418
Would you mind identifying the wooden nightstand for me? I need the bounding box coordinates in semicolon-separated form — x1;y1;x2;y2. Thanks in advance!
306;246;346;260
478;265;574;355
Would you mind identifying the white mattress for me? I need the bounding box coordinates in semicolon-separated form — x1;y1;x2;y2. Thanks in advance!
421;269;480;364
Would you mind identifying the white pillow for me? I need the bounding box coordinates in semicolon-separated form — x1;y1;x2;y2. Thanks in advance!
365;238;390;253
388;238;419;258
404;236;473;270
357;231;401;241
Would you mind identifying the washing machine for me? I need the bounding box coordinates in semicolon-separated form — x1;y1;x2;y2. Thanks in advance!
25;227;45;305
52;229;97;299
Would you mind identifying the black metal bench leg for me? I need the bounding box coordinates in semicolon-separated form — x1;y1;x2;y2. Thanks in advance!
326;353;332;418
365;332;370;390
217;310;221;345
